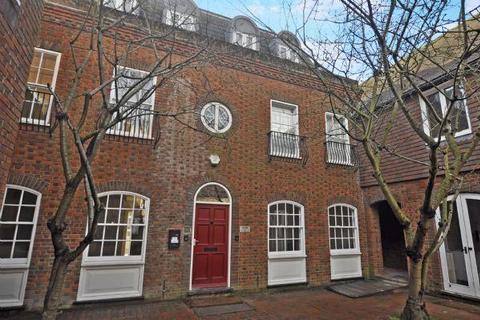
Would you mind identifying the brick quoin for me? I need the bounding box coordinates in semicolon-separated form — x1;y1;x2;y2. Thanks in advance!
0;0;479;312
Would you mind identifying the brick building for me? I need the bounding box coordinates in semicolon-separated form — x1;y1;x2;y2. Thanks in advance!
0;0;478;312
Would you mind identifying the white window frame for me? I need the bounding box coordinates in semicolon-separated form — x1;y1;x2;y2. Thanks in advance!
165;9;196;32
328;203;360;256
268;200;306;260
233;32;258;50
22;48;61;126
419;86;472;140
325;112;353;166
81;191;150;266
200;102;233;134
108;66;156;139
278;44;299;63
0;185;41;268
270;100;300;159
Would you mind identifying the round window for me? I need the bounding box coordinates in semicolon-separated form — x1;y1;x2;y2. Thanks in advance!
200;102;232;133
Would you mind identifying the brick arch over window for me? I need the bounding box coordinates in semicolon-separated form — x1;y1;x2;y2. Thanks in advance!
7;174;48;193
267;192;306;206
96;181;152;199
326;196;360;210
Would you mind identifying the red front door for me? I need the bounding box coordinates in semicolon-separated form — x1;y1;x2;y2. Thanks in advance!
192;204;229;288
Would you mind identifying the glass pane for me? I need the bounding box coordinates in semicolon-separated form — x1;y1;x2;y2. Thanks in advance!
269;205;277;214
294;215;299;226
336;239;342;249
269;214;277;226
122;195;135;209
0;242;12;258
116;241;128;256
16;225;33;240
329;215;335;226
446;87;469;132
117;226;128;240
444;201;469;285
102;241;116;256
0;225;16;240
108;194;121;208
88;241;101;256
294;228;300;238
294;240;300;251
269;228;276;239
287;215;293;226
19;206;35;222
277;240;285;251
269;240;276;252
286;240;293;251
13;242;30;258
426;93;443;137
37;69;54;86
217;106;230;130
1;206;18;221
22;192;37;205
133;210;145;224
130;241;142;255
330;239;336;249
286;204;293;214
100;196;108;207
343;239;349;249
28;66;39;83
106;209;119;223
94;226;104;240
278;228;285;239
5;189;22;205
134;197;145;209
279;214;285;226
120;210;134;224
350;239;355;249
286;228;293;238
98;209;106;224
278;203;286;214
42;53;57;70
104;226;117;240
466;198;480;280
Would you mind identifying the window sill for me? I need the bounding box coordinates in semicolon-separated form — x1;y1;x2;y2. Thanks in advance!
81;258;145;266
268;253;307;260
19;119;50;126
330;250;361;256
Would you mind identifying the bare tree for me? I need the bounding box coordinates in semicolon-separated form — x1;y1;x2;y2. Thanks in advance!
40;1;210;318
254;0;480;319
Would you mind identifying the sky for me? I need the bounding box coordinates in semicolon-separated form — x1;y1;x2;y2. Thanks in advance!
196;0;480;36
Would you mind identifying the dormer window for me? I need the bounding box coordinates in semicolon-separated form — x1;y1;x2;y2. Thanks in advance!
165;9;196;32
234;32;257;50
104;0;137;13
278;44;299;62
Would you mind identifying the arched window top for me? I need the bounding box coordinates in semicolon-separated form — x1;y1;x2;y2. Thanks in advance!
230;16;259;50
274;31;301;63
231;16;258;35
278;31;300;47
195;182;231;204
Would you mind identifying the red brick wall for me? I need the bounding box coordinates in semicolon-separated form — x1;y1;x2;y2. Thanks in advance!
7;2;368;310
0;0;44;202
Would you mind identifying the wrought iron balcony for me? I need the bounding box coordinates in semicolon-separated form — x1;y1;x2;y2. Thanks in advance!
325;141;359;166
268;131;308;165
19;87;55;132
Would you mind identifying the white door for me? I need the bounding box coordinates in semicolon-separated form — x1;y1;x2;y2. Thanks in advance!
438;194;480;298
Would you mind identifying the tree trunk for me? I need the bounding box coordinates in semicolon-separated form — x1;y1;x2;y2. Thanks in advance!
42;255;69;320
401;259;429;320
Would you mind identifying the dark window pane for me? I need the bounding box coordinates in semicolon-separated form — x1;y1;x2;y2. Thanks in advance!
5;189;22;205
330;239;336;249
0;225;16;240
108;194;121;208
350;239;355;249
287;215;293;226
131;226;143;240
22;192;37;205
269;228;276;239
286;228;293;238
294;240;300;251
278;228;285;239
343;239;349;249
104;226;117;240
269;240;276;252
106;209;119;223
336;239;342;249
19;206;35;222
102;241;115;256
0;242;12;258
426;93;443;137
294;228;300;238
269;214;277;226
16;225;33;240
94;226;104;240
278;203;286;214
1;206;18;221
130;241;142;255
294;206;300;215
97;209;106;223
329;215;335;226
88;241;101;256
133;210;145;224
278;215;285;226
286;204;293;214
100;196;108;207
286;240;293;251
269;204;277;214
13;242;30;258
277;240;285;251
294;215;300;226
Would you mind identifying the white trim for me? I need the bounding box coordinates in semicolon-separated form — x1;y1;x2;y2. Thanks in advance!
0;185;42;307
189;182;232;291
200;102;233;134
21;48;62;125
419;86;472;140
232;31;258;50
327;203;360;254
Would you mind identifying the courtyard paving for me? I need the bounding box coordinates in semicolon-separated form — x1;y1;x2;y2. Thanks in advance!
5;288;480;320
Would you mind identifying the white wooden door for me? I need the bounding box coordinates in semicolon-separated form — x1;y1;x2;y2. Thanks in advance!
438;194;480;298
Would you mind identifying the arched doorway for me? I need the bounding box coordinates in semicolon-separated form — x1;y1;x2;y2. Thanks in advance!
373;201;408;273
190;182;232;290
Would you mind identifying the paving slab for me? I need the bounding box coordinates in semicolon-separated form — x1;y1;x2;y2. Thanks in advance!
328;278;407;298
192;303;253;317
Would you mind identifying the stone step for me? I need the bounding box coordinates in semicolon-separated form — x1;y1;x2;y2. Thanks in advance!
186;295;243;308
